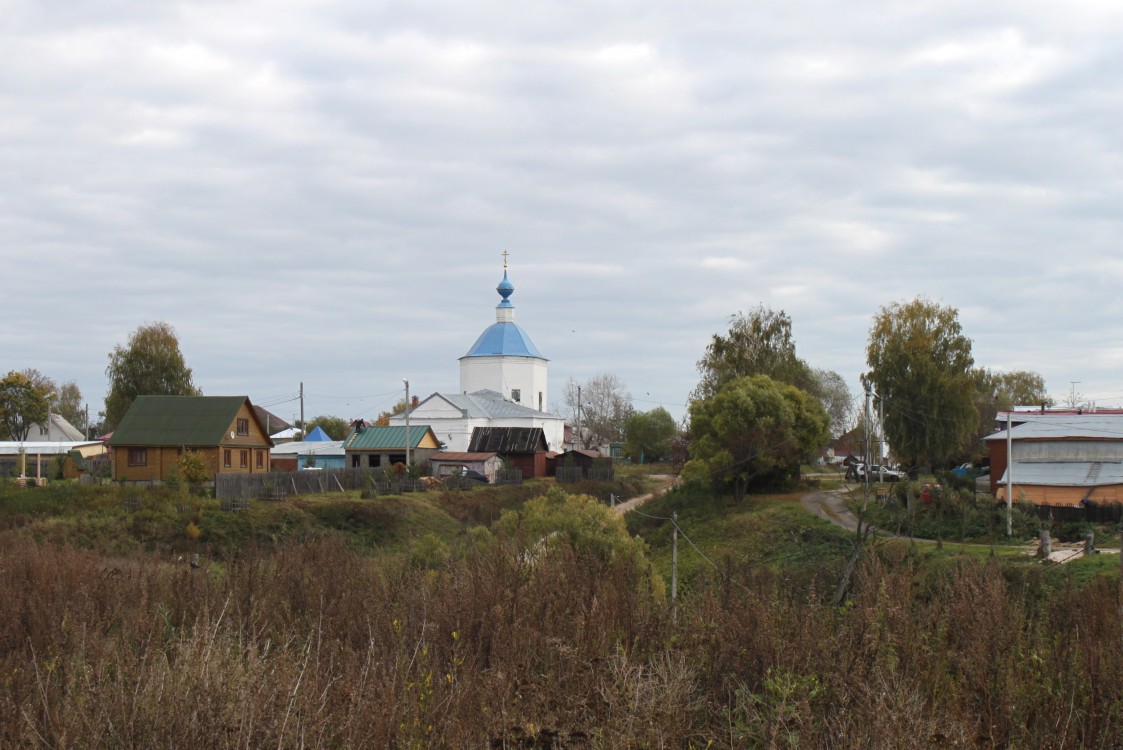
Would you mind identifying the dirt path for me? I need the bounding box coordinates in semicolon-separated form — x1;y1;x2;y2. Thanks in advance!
613;475;677;515
799;489;861;533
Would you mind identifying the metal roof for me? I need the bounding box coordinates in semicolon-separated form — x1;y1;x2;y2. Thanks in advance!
461;322;545;359
270;440;345;457
430;451;498;461
998;461;1123;487
0;441;100;456
984;414;1123;442
396;390;556;421
107;396;269;447
468;426;548;453
343;425;436;451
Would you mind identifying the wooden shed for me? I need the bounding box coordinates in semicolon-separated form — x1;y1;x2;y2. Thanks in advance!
468;426;550;478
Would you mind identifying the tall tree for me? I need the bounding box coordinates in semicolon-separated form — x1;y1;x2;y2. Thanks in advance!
811;368;853;437
563;374;633;448
0;371;50;442
306;415;349;440
965;368;1051;460
624;407;679;463
53;381;84;429
864;298;978;470
683;374;829;501
693;306;815;401
104;322;199;430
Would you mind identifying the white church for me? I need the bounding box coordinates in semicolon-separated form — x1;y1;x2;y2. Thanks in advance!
389;262;567;453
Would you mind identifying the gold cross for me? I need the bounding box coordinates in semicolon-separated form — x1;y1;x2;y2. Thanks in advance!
502;249;509;269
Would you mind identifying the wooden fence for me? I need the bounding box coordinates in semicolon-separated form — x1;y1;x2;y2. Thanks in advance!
215;469;370;501
1021;501;1123;524
556;466;614;484
214;468;523;503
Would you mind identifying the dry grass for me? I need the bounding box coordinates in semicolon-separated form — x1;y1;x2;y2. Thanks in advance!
0;532;1121;747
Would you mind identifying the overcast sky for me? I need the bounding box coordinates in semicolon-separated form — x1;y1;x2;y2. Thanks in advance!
5;0;1123;427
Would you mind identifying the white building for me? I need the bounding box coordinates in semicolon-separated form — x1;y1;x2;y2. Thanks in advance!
392;262;566;452
22;413;85;442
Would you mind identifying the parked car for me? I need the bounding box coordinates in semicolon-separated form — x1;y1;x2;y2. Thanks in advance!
856;463;907;482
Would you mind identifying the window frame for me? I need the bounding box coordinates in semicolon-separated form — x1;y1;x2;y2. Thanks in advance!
236;418;250;436
127;448;147;466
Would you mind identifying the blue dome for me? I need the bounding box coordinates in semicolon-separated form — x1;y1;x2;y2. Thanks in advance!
463;322;544;359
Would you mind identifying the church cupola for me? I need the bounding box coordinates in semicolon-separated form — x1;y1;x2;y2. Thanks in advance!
459;254;549;411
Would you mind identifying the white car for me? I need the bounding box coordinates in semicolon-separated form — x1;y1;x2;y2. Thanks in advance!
857;464;907;482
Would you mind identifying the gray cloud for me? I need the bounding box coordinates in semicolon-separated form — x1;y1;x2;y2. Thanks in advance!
6;0;1123;423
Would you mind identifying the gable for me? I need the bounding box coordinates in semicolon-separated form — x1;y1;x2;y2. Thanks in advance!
407;394;468;420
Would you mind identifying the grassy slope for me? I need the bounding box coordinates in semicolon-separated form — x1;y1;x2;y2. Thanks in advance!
626;483;855;585
0;472;651;560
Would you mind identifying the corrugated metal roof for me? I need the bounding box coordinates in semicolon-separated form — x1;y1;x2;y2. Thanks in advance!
392;390;556;421
431;451;498;461
998;461;1123;486
270;440;345;457
0;441;99;456
343;425;435;451
468;426;547;453
985;414;1123;441
107;396;263;447
461;322;545;359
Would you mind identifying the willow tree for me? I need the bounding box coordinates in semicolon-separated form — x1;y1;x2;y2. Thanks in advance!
684;374;829;501
864;299;978;470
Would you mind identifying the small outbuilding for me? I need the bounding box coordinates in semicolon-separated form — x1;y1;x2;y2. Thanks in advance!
429;451;502;482
468;426;550;478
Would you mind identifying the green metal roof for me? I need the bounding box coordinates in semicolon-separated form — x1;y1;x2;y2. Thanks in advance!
107;396;260;447
343;424;436;451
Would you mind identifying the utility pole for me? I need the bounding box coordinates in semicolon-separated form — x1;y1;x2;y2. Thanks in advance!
299;382;305;439
1070;381;1081;408
1006;411;1013;536
671;512;678;607
878;394;884;484
863;383;872;499
403;379;411;470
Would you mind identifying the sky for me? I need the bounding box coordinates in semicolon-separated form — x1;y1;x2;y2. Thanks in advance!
5;0;1123;428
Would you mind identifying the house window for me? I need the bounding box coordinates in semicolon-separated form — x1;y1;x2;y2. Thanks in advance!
127;448;147;466
236;418;249;436
223;449;232;468
256;451;264;469
352;455;361;468
511;388;521;403
367;454;381;468
240;450;248;468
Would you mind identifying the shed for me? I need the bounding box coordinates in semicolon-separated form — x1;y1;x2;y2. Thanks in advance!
468;426;550;478
429;451;502;482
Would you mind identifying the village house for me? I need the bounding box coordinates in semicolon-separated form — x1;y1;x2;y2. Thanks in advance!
107;395;273;482
343;424;441;471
